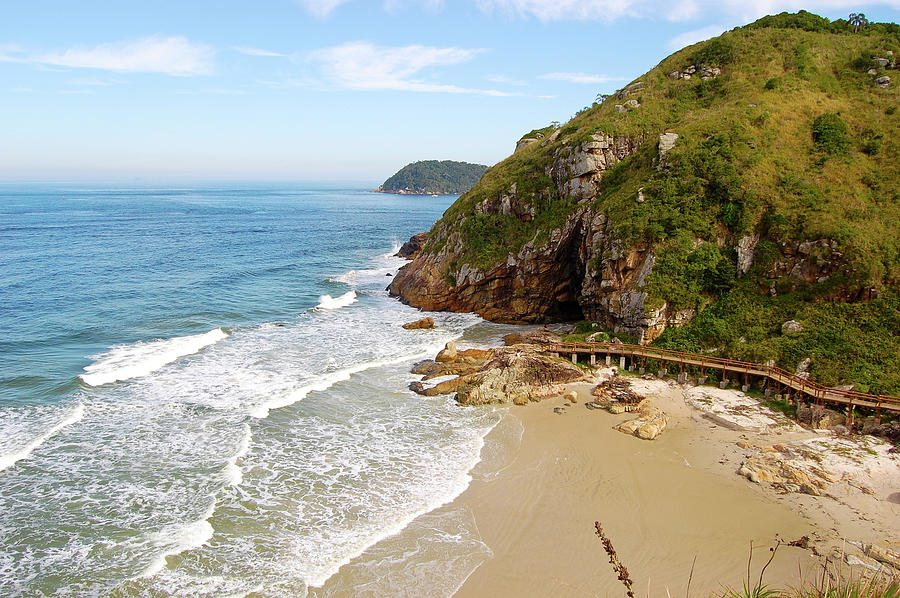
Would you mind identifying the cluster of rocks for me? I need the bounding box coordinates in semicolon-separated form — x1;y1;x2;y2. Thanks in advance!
738;450;832;496
407;340;584;405
667;64;721;81
613;81;646;114
738;433;899;499
613;400;669;440
591;377;643;411
589;375;668;440
615;80;645;99
866;51;894;88
614;99;640;114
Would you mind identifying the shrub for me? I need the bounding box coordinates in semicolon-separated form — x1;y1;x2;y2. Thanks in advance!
764;77;780;90
689;37;736;67
812;113;851;155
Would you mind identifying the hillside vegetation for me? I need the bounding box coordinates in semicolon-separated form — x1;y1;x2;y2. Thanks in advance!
393;12;900;394
376;160;487;195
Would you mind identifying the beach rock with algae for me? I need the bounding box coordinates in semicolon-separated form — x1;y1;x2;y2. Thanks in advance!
454;348;585;405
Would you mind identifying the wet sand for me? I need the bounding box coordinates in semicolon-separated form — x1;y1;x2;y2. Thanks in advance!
452;382;823;598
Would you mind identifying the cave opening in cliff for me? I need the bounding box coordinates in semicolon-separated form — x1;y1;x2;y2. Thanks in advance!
553;299;584;322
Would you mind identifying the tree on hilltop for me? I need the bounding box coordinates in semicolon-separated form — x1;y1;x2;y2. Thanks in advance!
849;12;869;33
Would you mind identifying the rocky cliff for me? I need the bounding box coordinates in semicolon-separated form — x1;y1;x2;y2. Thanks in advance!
388;134;680;342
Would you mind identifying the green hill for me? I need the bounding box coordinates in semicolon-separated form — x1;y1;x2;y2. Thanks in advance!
390;12;900;394
376;160;487;195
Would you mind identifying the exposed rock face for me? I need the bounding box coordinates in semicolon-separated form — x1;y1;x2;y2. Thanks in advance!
390;200;691;342
550;133;643;202
736;234;760;275
657;132;679;169
396;232;428;259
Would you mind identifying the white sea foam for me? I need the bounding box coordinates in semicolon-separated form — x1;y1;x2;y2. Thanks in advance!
80;328;228;386
138;501;216;579
0;403;84;472
330;243;407;287
250;347;441;419
314;290;357;310
223;424;252;486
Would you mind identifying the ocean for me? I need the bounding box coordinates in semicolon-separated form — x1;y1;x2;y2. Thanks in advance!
0;184;514;597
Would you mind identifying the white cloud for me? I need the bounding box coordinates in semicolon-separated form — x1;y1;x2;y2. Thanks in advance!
233;46;285;57
310;41;512;95
484;74;526;85
295;0;353;17
667;24;728;49
38;36;214;76
174;88;248;95
540;72;622;84
68;76;121;86
0;43;25;63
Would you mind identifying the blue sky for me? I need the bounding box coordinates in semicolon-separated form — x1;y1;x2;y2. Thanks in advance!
2;0;899;182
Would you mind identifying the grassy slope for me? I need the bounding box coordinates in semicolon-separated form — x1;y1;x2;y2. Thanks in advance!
427;13;900;394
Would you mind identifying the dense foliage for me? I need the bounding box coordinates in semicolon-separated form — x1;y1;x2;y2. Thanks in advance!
378;160;487;195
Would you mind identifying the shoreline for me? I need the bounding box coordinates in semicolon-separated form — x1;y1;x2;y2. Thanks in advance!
309;324;899;596
432;353;900;595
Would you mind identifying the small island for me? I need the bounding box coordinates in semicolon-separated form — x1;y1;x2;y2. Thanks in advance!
374;160;487;195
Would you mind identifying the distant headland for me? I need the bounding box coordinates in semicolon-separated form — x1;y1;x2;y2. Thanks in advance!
374;160;487;195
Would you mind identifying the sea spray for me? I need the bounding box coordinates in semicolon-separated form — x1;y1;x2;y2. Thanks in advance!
314;291;357;310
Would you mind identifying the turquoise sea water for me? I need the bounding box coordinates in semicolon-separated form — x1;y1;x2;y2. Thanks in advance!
0;184;506;596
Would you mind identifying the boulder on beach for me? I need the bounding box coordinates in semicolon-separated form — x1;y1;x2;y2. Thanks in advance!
614;400;668;440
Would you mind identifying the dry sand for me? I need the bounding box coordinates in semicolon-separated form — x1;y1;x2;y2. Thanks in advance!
450;376;899;597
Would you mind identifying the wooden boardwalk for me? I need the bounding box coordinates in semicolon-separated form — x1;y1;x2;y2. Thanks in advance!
544;342;900;417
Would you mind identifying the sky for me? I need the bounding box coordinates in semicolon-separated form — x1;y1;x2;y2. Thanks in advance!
2;0;899;183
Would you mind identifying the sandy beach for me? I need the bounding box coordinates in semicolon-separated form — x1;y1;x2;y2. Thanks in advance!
448;375;899;597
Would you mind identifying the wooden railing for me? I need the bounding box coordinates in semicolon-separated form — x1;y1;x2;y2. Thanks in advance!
544;342;900;414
